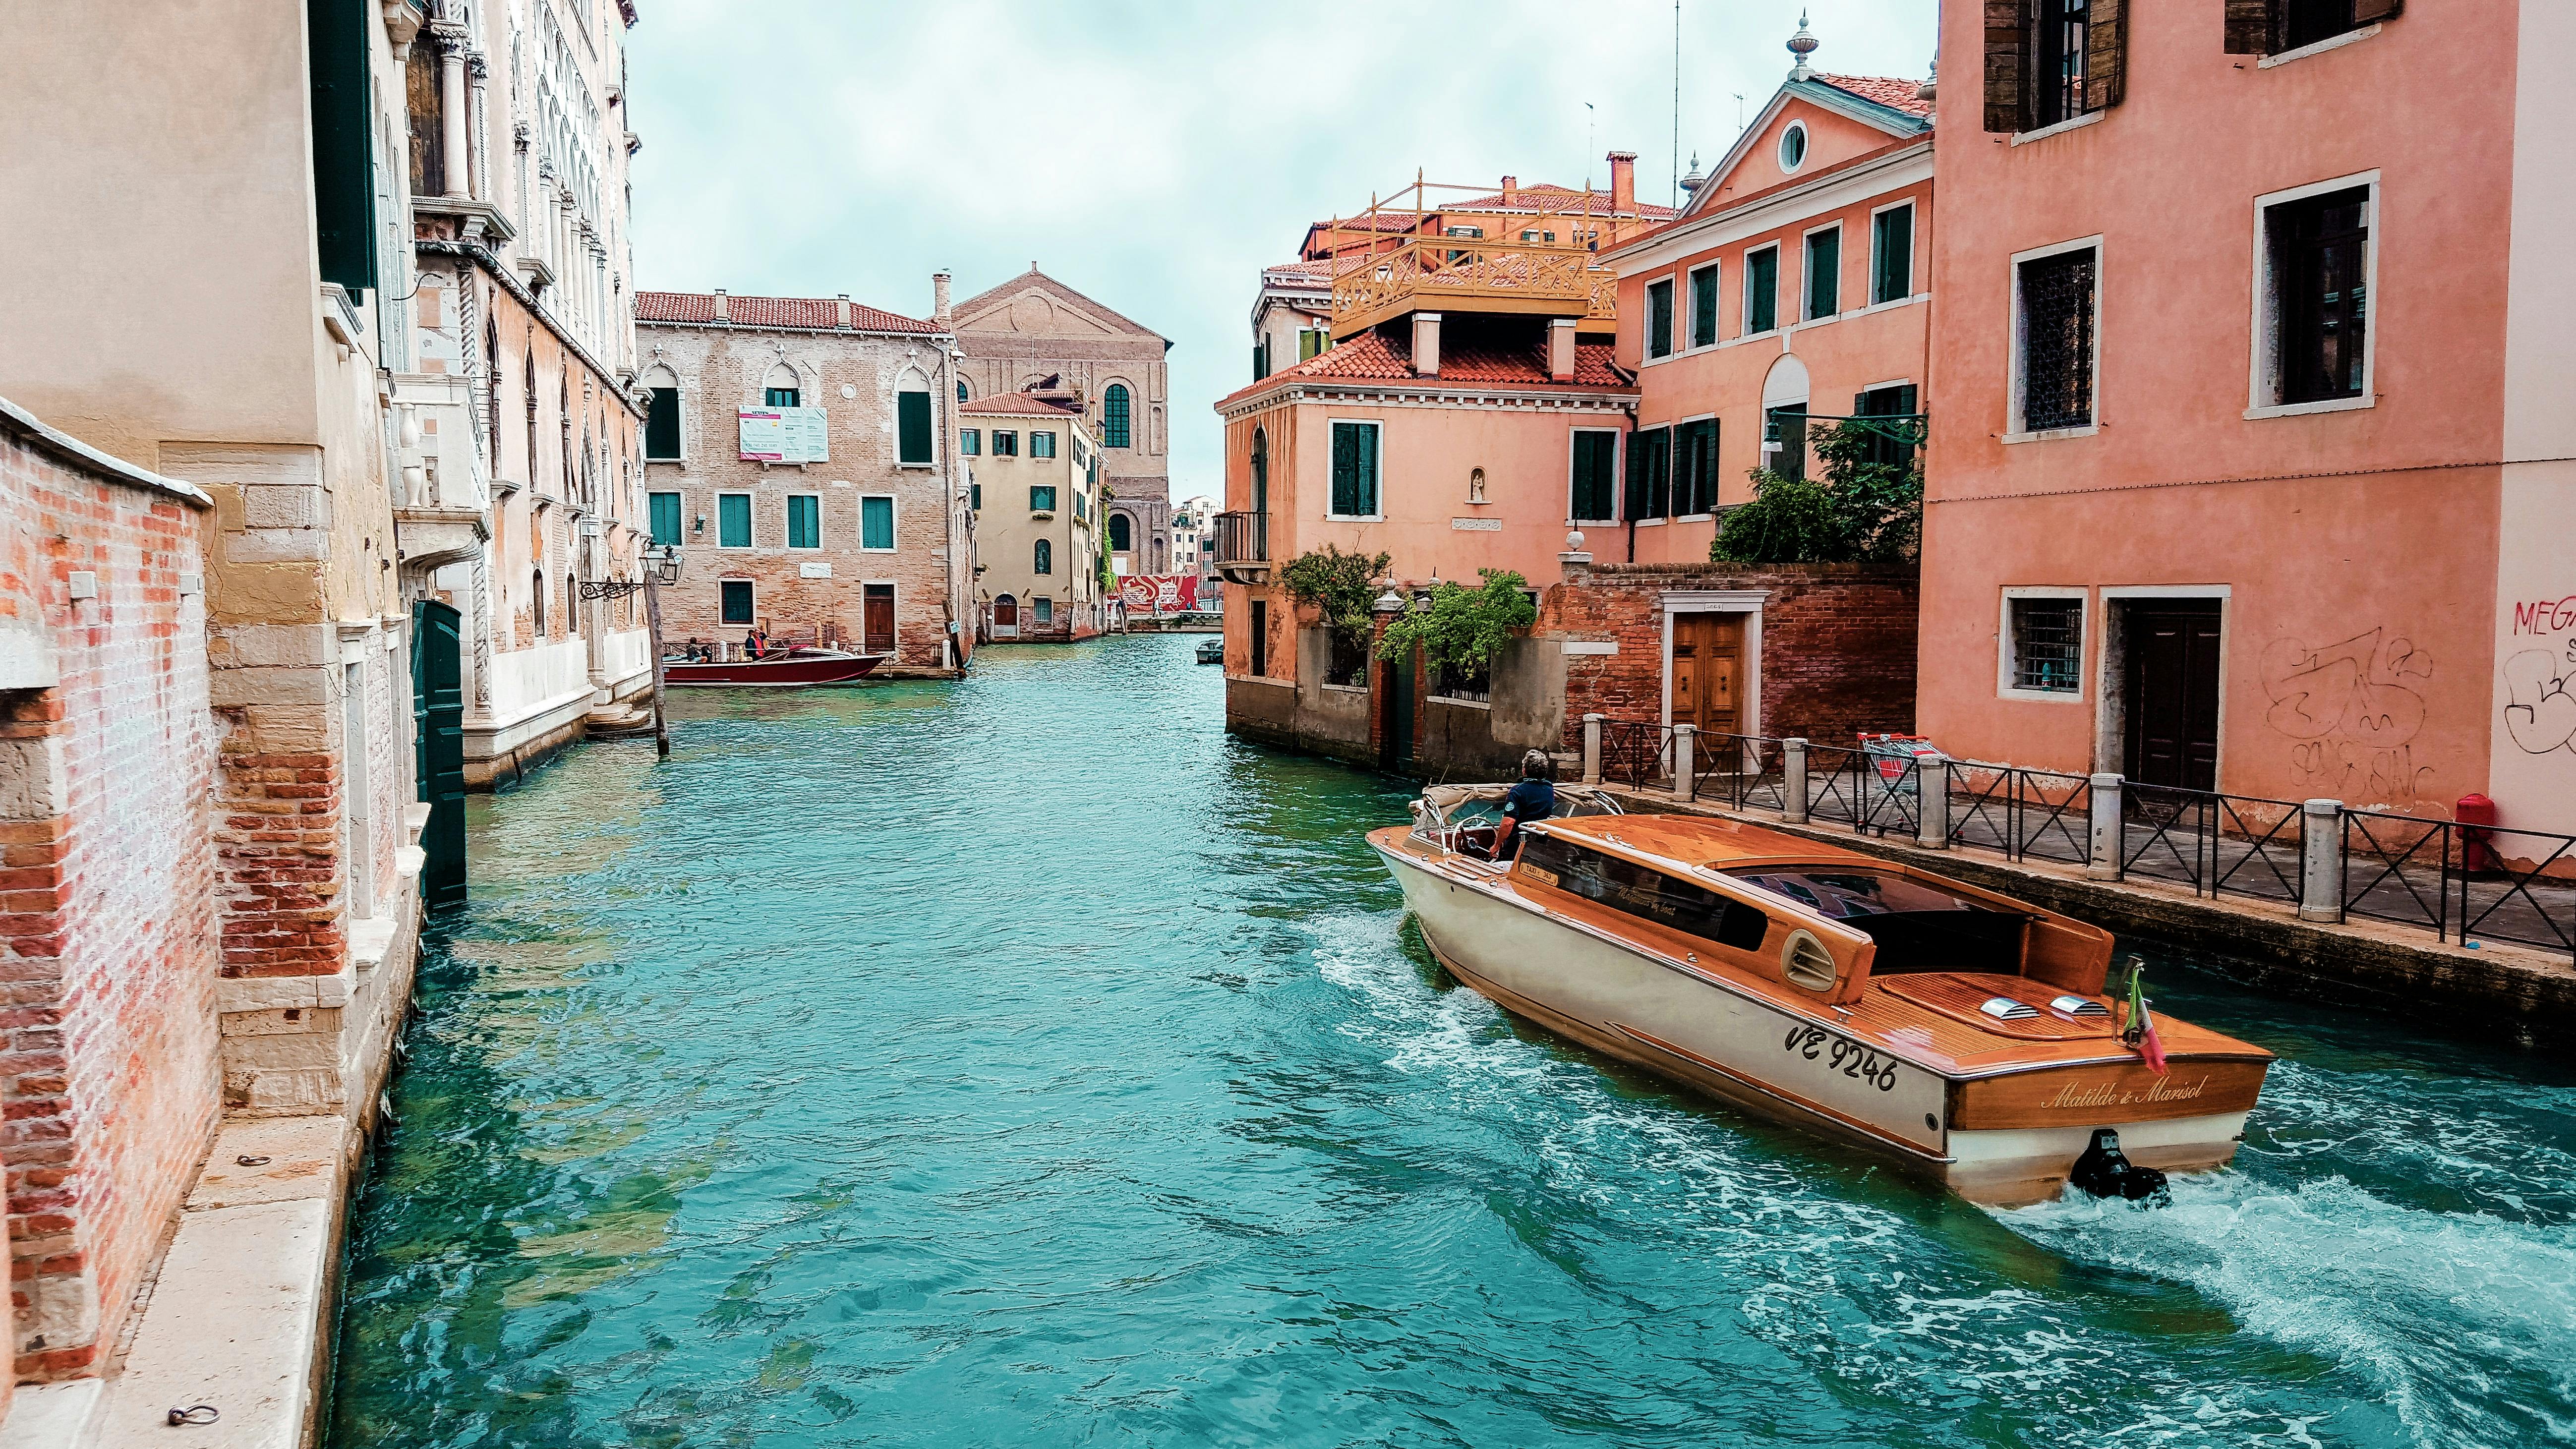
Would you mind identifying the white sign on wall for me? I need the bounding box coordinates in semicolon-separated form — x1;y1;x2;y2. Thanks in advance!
739;406;830;463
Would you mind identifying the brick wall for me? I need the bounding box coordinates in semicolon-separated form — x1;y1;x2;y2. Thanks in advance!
0;403;218;1380
1543;562;1921;749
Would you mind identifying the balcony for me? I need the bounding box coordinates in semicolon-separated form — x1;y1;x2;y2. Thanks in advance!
1322;177;1651;340
1213;511;1269;584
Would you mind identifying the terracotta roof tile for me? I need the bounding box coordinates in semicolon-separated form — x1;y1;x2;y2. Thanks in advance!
633;290;942;335
1217;329;1632;408
1816;74;1933;118
1444;183;1680;220
961;394;1082;418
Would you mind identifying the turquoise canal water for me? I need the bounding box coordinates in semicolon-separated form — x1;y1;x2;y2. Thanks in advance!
331;635;2576;1449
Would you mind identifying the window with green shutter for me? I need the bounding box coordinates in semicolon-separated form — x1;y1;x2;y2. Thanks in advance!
1570;429;1618;522
1689;265;1719;348
718;493;752;548
897;389;934;464
961;428;980;456
1856;384;1920;470
1805;227;1841;320
1872;205;1915;305
1623;427;1671;520
969;483;982;511
787;494;821;549
308;0;377;298
1330;421;1379;517
645;388;682;460
1102;384;1132;448
766;387;800;408
1674;418;1718;516
1646;278;1674;359
860;495;895;549
1745;246;1779;335
648;491;683;546
1030;485;1057;514
1032;431;1056;459
1299;329;1326;361
720;579;755;625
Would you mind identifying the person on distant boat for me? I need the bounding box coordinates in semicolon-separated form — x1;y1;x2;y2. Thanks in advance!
1487;750;1556;861
744;626;770;659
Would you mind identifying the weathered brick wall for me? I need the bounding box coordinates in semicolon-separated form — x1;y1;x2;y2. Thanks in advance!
1542;562;1921;750
0;405;218;1380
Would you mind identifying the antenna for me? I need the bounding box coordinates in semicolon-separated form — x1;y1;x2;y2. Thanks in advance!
1584;101;1595;193
1733;92;1747;134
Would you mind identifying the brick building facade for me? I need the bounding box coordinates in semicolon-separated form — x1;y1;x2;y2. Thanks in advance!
0;399;218;1380
636;290;974;673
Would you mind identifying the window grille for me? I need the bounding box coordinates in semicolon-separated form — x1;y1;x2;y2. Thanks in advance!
2019;249;2098;431
2011;598;2084;692
1102;384;1132;448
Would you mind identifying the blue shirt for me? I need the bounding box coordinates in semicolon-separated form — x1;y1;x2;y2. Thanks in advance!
1502;778;1556;829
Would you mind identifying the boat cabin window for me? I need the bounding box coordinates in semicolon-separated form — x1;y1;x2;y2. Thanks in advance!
1718;869;2029;976
1520;835;1768;953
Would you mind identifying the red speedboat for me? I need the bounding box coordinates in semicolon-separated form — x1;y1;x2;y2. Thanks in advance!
660;648;884;688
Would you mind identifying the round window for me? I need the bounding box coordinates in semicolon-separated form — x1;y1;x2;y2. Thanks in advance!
1780;122;1809;173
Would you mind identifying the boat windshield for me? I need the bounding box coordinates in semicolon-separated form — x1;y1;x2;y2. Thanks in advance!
1716;868;2030;976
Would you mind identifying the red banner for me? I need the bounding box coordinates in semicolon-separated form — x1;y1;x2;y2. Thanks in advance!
1115;575;1205;613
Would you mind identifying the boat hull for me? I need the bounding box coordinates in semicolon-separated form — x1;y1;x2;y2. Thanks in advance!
660;651;884;688
1373;841;2254;1206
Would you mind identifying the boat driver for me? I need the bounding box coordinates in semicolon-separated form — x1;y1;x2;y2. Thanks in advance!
1487;750;1556;861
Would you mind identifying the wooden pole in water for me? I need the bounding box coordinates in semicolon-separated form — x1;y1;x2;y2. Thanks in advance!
644;574;670;759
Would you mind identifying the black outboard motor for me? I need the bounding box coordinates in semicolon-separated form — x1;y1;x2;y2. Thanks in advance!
2068;1128;2169;1205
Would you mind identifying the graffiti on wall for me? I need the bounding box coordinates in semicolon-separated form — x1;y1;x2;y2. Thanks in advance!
2503;592;2576;756
2259;628;2435;802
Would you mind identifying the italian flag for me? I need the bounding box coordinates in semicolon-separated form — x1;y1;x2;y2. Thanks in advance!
2125;964;2169;1076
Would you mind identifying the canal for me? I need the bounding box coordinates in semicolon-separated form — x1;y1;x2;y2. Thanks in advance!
330;634;2576;1449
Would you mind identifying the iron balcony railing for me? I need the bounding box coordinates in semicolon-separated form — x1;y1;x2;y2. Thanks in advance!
1212;511;1268;572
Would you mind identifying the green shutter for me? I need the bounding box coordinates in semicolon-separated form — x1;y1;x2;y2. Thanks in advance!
308;0;377;298
1806;228;1840;320
720;580;755;625
648;491;682;546
1299;330;1325;361
1571;431;1616;522
1691;267;1719;347
788;495;820;549
646;388;682;459
1648;280;1674;358
862;496;894;549
969;483;982;511
897;390;933;464
1331;422;1377;517
1746;249;1777;335
1873;206;1914;305
719;493;752;547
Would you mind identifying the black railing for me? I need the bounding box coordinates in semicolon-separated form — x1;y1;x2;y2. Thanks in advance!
1213;511;1268;568
2118;784;2307;908
1807;743;1917;837
1692;733;1788;813
2458;822;2576;956
1598;720;1667;791
1941;762;2093;867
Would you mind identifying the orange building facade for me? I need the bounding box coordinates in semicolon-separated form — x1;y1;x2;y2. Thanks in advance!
1918;1;2576;831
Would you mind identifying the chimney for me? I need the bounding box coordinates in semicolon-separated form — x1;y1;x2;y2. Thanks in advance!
1548;318;1578;382
1606;151;1638;214
1500;174;1517;203
1411;312;1442;378
711;288;730;323
835;293;852;329
933;271;953;327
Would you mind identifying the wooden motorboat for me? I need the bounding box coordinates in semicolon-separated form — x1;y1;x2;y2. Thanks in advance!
659;647;883;688
1195;638;1225;665
1369;789;2273;1206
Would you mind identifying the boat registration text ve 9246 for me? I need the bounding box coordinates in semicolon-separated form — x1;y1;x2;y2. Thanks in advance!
1782;1024;1900;1092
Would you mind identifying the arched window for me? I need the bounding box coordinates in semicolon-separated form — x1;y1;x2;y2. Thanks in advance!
531;567;547;636
956;379;970;403
565;573;581;634
1109;513;1132;553
1102;383;1131;449
1034;538;1053;575
1250;427;1269;515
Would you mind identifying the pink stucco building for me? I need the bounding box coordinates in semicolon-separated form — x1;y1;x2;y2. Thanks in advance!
1918;0;2576;830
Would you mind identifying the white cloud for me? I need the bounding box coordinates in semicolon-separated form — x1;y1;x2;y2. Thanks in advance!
627;0;1935;484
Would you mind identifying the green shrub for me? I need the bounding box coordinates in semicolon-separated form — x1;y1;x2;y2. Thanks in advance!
1710;418;1922;565
1374;570;1535;676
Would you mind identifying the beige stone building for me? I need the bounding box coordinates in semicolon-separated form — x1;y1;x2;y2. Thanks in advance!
636;287;975;672
0;0;435;1382
963;392;1106;642
949;270;1176;579
401;0;654;786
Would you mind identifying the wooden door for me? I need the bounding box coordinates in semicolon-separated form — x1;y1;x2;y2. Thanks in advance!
994;595;1018;638
2123;602;2222;790
1671;613;1746;737
409;599;467;909
863;584;895;655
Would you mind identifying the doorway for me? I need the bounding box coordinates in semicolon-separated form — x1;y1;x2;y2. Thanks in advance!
1382;649;1416;774
1248;600;1267;676
863;584;895;655
1671;612;1746;736
994;594;1019;639
2120;600;2223;790
410;599;466;908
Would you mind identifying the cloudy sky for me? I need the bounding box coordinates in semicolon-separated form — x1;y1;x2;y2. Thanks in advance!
626;0;1937;490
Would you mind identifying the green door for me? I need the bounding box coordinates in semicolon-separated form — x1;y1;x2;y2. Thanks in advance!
410;599;468;908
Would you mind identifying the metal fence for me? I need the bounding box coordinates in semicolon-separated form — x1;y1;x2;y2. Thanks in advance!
1691;733;1789;813
1941;762;2094;868
2117;783;2307;908
1806;742;1917;837
2340;811;2576;956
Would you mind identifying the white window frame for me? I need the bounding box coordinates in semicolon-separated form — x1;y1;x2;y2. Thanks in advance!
1800;221;1845;325
1742;242;1782;339
2093;585;2233;780
646;489;684;548
1566;425;1622;524
715;490;755;550
784;491;824;551
858;492;898;552
1997;586;2090;703
2004;234;2106;443
2246;170;2381;421
1779;120;1810;175
1868;199;1919;308
960;427;981;457
719;577;757;627
1031;429;1057;459
1683;260;1722;352
991;428;1018;457
643;379;686;463
1325;417;1384;522
1643;274;1678;362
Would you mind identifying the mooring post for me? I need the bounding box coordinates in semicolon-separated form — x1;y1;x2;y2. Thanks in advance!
1783;738;1810;824
2299;799;2345;922
1671;723;1696;804
1582;713;1603;785
2088;774;2124;880
1916;755;1949;850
